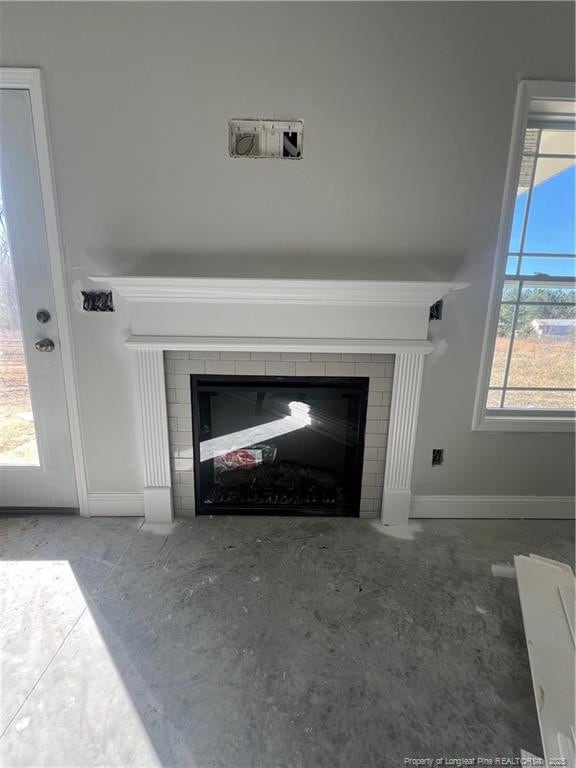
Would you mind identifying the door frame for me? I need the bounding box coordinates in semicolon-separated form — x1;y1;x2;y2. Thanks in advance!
0;68;88;514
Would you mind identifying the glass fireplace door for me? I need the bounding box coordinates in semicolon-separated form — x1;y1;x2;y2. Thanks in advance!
191;376;369;517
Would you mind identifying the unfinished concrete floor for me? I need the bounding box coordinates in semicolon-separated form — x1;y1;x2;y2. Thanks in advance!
0;515;574;767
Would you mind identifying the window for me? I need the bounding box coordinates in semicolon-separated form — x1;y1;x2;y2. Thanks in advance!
475;82;576;430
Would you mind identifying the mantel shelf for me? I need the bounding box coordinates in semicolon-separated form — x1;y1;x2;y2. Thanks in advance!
90;275;468;307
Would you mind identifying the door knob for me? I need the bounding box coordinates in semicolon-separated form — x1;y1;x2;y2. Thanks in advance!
35;338;55;352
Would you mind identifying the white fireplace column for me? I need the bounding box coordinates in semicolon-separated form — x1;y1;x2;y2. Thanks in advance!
134;348;173;523
380;352;425;525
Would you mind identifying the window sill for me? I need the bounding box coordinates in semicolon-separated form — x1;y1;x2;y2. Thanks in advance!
473;413;575;432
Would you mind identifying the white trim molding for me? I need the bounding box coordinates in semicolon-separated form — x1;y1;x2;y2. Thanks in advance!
87;493;144;517
411;495;575;519
91;276;467;308
126;336;433;355
474;415;575;433
472;79;576;434
381;353;425;524
0;68;89;514
134;348;172;523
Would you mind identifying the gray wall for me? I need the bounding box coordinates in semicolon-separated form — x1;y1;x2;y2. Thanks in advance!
0;2;574;498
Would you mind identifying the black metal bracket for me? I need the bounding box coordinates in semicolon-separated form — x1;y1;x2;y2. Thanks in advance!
81;290;114;312
429;299;443;321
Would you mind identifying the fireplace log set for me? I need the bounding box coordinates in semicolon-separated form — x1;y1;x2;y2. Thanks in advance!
204;458;347;507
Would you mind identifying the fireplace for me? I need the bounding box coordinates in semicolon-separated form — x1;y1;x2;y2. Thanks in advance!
94;274;467;524
191;375;369;516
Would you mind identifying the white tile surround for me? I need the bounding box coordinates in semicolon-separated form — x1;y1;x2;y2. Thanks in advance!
164;351;395;518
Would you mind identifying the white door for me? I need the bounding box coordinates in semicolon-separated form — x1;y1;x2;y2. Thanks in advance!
0;87;77;509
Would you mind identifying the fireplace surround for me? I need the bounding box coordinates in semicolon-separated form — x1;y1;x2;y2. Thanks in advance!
165;352;393;518
90;275;467;525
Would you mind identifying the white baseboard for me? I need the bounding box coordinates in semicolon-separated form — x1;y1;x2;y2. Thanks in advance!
411;495;575;520
87;493;144;517
85;492;573;520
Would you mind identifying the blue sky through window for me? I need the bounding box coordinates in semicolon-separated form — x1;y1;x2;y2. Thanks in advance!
508;163;575;276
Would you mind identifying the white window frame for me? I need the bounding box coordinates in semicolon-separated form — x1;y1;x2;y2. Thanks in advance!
473;80;576;433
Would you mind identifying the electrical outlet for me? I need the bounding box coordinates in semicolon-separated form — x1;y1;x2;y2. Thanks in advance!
229;119;303;159
432;449;444;466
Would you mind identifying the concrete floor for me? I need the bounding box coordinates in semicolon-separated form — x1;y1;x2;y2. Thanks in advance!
0;515;573;768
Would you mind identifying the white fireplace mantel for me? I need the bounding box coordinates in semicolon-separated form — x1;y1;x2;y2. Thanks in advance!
91;276;462;307
91;275;467;525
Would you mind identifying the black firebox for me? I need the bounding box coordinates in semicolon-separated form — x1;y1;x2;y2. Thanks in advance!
190;375;369;517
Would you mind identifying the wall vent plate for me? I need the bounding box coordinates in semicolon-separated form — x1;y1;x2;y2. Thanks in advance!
229;119;303;159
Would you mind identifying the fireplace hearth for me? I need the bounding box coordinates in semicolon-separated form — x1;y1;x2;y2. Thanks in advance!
191;375;369;516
